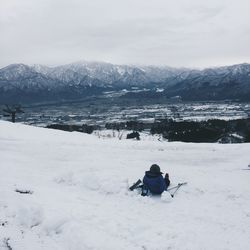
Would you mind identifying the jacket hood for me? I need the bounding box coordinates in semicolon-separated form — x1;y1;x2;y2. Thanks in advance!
145;171;162;178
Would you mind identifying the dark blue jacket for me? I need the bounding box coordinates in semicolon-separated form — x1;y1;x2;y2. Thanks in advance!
143;171;166;194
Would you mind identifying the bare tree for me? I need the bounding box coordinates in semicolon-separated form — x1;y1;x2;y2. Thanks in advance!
3;105;24;123
169;106;180;120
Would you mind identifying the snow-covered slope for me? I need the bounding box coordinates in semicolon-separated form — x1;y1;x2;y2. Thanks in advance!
0;121;250;250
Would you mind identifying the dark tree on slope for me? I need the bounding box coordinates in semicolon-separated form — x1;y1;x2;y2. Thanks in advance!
126;131;140;140
3;105;24;123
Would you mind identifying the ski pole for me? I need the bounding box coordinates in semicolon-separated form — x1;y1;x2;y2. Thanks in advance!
167;182;187;192
168;182;187;197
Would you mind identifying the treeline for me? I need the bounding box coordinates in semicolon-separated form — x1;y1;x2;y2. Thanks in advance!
107;118;250;143
151;118;250;143
105;121;151;131
46;124;98;134
46;118;250;143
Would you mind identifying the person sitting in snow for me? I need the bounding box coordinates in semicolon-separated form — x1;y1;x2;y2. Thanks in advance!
142;164;170;195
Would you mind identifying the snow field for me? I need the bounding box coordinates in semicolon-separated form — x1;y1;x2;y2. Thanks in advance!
0;121;250;250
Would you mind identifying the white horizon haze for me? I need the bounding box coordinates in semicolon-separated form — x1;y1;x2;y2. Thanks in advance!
0;0;250;68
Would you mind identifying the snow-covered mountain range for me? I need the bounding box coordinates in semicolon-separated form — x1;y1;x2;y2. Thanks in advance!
32;61;185;86
0;61;250;103
162;63;250;101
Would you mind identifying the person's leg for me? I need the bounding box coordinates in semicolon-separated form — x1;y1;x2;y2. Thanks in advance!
141;185;149;196
129;179;142;191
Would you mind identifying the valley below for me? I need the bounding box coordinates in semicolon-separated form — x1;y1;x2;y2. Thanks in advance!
1;98;249;128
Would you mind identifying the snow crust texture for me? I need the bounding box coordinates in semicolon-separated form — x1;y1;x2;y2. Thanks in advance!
0;121;250;250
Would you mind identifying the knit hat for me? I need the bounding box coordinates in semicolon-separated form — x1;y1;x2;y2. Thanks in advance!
150;164;163;174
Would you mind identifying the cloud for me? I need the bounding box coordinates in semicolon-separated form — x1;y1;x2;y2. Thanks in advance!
0;0;249;68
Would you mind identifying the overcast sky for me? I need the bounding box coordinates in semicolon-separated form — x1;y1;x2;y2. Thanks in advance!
0;0;250;68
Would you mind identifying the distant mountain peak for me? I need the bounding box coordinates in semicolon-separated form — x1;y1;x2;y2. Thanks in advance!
0;61;250;103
